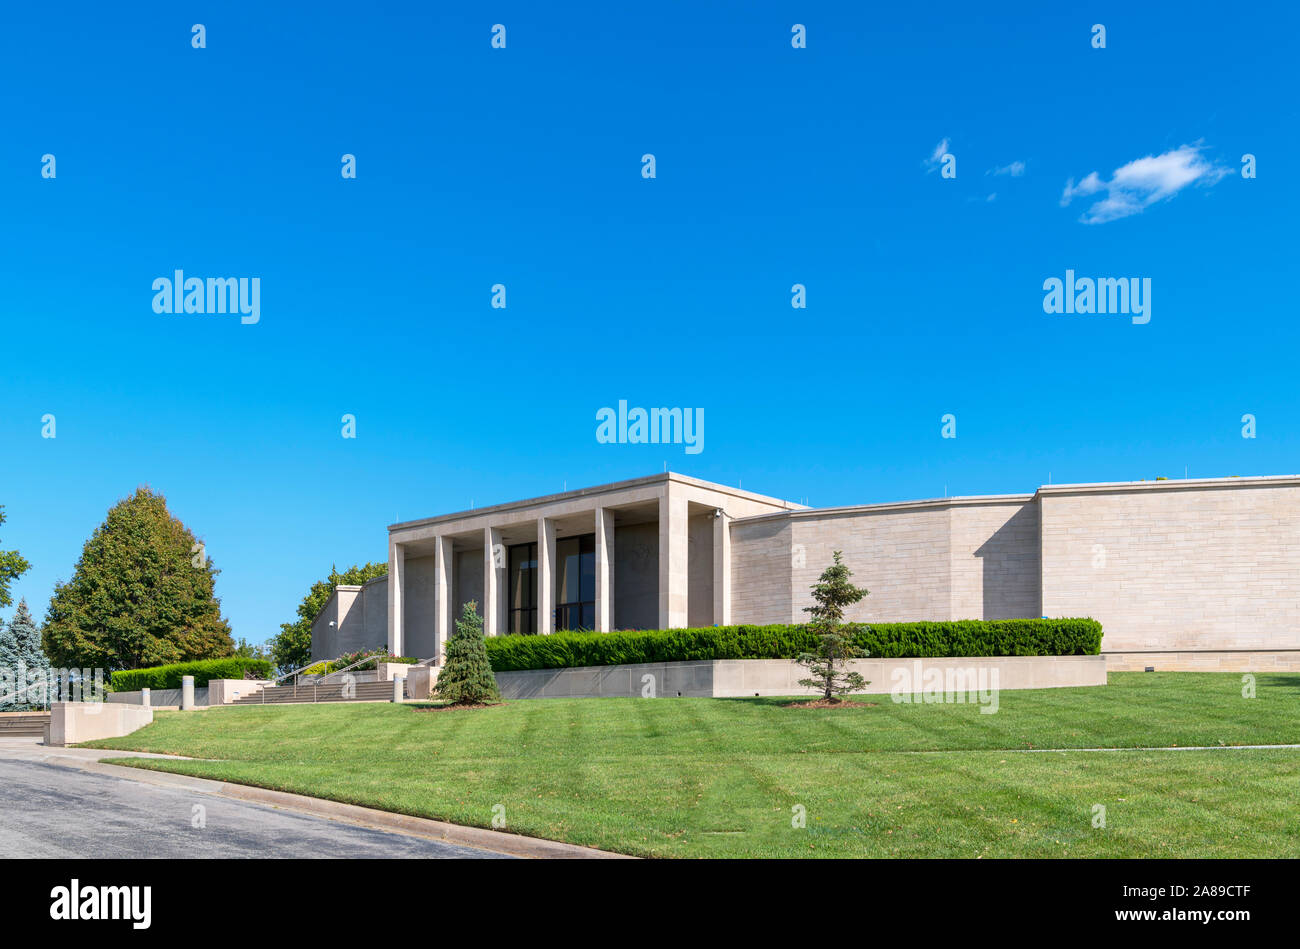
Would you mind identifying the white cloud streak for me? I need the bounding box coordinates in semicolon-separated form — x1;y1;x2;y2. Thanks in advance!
1061;144;1230;224
923;138;950;173
989;161;1025;177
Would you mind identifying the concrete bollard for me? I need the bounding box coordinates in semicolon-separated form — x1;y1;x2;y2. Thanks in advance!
141;688;151;708
181;675;195;710
393;675;406;703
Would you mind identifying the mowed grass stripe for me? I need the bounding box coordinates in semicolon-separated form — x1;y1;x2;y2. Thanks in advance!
90;673;1300;857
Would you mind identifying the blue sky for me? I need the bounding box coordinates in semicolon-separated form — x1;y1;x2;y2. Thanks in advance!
1;1;1296;641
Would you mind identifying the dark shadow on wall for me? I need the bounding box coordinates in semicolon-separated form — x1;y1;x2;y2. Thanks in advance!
973;505;1041;619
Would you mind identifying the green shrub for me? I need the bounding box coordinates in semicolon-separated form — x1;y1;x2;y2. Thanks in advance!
297;653;417;678
110;657;274;692
483;618;1103;671
331;648;417;671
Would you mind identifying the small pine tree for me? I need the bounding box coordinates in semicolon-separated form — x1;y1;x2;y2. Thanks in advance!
0;600;50;711
796;551;870;702
432;601;501;706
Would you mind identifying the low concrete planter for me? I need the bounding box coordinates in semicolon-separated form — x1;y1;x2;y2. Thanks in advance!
404;665;439;699
48;702;154;746
494;655;1106;700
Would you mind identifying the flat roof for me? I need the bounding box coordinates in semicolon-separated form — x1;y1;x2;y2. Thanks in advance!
1035;473;1300;495
389;472;1300;532
734;473;1300;524
388;471;803;532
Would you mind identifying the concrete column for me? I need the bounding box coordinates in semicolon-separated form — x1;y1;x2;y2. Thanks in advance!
392;675;406;702
141;688;151;708
713;510;731;626
388;540;405;657
537;517;555;634
484;526;505;636
594;507;615;632
434;536;453;662
658;487;689;629
181;676;195;711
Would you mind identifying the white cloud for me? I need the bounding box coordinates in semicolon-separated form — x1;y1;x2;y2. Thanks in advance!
923;138;950;173
1060;144;1231;224
988;161;1025;177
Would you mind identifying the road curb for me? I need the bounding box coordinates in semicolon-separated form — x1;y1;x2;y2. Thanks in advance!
214;781;633;858
54;753;633;859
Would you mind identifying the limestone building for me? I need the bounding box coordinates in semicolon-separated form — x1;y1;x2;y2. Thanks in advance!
311;472;1300;664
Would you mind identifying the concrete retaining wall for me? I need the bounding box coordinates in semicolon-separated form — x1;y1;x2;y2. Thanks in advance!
1105;651;1300;672
208;679;270;704
107;687;210;707
48;702;154;746
494;655;1106;700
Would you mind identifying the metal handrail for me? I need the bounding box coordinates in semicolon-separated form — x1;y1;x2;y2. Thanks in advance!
257;654;417;704
313;653;407;684
268;659;326;687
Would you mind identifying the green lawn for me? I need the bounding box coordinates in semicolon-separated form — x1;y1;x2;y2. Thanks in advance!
86;672;1300;858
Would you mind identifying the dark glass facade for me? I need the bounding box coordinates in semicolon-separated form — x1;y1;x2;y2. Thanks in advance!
508;542;537;633
507;534;596;634
555;534;596;631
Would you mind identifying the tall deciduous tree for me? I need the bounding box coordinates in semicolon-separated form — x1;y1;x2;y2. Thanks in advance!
271;561;387;673
0;600;48;710
433;601;501;706
41;487;233;671
0;506;31;609
796;551;870;702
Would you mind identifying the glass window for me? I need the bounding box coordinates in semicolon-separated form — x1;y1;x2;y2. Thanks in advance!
555;533;596;632
508;542;537;634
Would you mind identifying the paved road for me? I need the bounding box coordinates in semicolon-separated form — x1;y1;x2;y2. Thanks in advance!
0;755;508;859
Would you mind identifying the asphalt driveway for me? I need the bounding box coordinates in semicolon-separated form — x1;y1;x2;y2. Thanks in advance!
0;743;508;859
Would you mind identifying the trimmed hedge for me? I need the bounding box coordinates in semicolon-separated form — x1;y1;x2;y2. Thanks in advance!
110;657;274;692
483;619;1103;672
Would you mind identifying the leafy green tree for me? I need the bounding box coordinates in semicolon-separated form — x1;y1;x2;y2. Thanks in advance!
234;637;272;663
796;551;870;702
41;487;233;671
432;601;501;705
0;600;49;710
0;506;31;609
271;561;386;673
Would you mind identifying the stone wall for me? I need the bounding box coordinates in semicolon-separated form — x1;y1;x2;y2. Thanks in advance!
951;500;1040;620
729;515;793;624
791;504;954;624
1039;479;1300;652
730;476;1300;656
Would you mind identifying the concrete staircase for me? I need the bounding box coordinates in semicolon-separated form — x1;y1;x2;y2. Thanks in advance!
231;680;403;706
0;712;52;736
